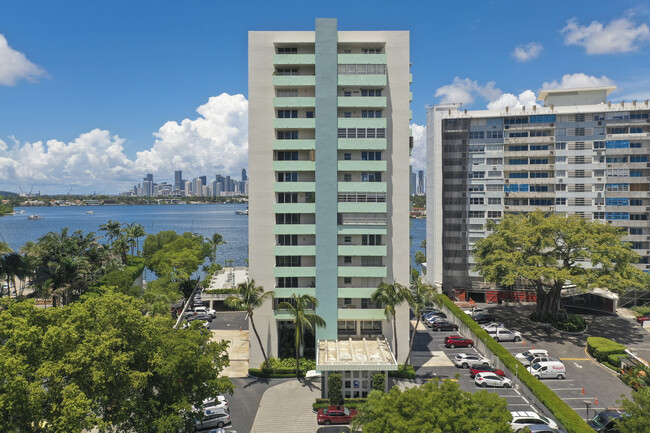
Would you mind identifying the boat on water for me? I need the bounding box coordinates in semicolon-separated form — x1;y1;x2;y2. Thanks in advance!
28;215;43;220
86;210;95;214
235;208;249;215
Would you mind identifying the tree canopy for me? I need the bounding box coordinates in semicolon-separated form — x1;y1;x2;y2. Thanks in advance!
617;387;650;433
352;380;512;433
0;290;233;433
472;211;648;318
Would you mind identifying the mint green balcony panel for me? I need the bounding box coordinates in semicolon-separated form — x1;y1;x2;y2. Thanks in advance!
337;287;378;298
338;266;387;278
274;288;316;298
337;97;387;108
338;202;387;213
338;182;387;193
337;245;387;256
338;118;387;129
337;54;387;64
273;75;316;87
274;182;316;193
274;309;316;320
337;138;387;150
273;118;316;129
273;267;316;278
273;54;316;65
273;97;316;108
274;225;317;235
272;161;315;171
273;140;316;150
273;245;316;256
337;227;387;235
338;308;386;320
337;161;387;171
273;203;316;213
337;75;387;87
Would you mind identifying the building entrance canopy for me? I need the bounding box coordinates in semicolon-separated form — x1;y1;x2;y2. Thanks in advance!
316;337;398;372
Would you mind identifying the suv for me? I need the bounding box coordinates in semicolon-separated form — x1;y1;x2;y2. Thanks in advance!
317;406;358;425
453;353;490;368
444;335;474;348
588;409;628;432
474;313;496;324
510;411;559;431
430;321;459;332
469;364;505;378
488;329;522;342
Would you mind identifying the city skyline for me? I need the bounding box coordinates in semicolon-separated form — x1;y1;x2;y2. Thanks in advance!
122;169;249;197
1;1;648;194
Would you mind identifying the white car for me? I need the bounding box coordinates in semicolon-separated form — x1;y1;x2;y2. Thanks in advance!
481;322;506;331
194;306;217;318
474;372;512;388
515;350;549;366
195;407;231;430
453;353;490;368
462;307;486;317
510;411;559;432
487;329;522;342
204;395;229;411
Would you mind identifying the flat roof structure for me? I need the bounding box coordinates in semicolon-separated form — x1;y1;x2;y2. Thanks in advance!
316;338;398;371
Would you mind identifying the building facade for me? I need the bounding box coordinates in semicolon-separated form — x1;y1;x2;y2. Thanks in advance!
426;87;650;294
248;18;411;370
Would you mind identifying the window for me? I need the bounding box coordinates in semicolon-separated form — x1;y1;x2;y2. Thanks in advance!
530;185;548;192
508;132;529;138
338;128;386;139
509;159;528;165
529;172;549;178
361;89;382;97
630;127;643;133
487;211;502;218
530;199;553;206
606;212;629;220
338;64;386;75
555;142;567;150
362;234;382;245
362;110;382;118
275;213;300;224
509;173;528;178
593;212;605;220
529;145;548;151
556;198;566;205
468;211;485;218
361;47;382;54
486;130;503;139
306;111;314;118
530;114;556;123
630;199;643;206
277;89;298;97
631;156;648;163
277;131;298;140
276;68;298;76
486;184;503;191
361;172;382;182
343;277;352;284
343;112;352;118
469;145;485;152
277;192;298;203
486;144;501;151
630;112;649;120
630;227;643;235
468;184;485;192
361;151;382;161
529;159;549;165
606;183;629;192
631;213;648;221
277;110;298;118
343;256;352;264
343;153;352;161
343;90;352;97
469;131;485;139
630;170;643;177
277;172;298;182
488;197;501;205
343;173;352;182
276;47;298;54
486;158;503;165
276;277;298;288
469;197;484;205
593;141;606;149
630;142;642;148
276;151;298;160
344;236;351;243
277;234;298;246
508;145;528;152
504;116;528;125
276;256;301;267
468;171;485;179
606;140;629;149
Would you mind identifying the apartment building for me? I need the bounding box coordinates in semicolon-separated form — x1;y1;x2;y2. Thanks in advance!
426;87;650;295
248;19;411;386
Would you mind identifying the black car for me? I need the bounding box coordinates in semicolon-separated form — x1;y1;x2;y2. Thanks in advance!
473;313;496;324
430;321;459;332
588;410;628;433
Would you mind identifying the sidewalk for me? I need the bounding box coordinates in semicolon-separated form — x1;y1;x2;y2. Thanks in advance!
211;328;250;377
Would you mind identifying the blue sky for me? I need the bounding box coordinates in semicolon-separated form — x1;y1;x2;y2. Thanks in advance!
0;0;649;193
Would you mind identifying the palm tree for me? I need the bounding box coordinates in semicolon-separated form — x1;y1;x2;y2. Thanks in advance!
277;294;326;374
371;281;409;356
404;279;436;366
208;233;226;264
131;223;146;256
224;280;274;364
99;220;122;246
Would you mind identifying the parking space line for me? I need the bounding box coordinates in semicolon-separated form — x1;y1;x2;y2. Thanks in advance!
562;397;597;400
559;358;589;361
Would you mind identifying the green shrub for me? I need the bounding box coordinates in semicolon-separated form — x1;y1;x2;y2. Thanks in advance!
203;288;239;295
607;353;627;368
372;373;386;392
248;369;302;378
436;294;593;433
587;337;627;363
388;365;416;379
313;397;367;411
528;312;586;332
247;357;315;378
631;305;650;316
262;357;316;371
329;373;343;405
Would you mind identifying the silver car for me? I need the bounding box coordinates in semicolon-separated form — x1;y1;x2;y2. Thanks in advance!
195;408;231;430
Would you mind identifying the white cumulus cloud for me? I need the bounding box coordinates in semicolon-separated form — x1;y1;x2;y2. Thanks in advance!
512;42;544;62
487;90;539;111
562;16;650;55
0;34;47;86
541;73;615;90
409;123;426;173
434;77;501;105
0;93;249;193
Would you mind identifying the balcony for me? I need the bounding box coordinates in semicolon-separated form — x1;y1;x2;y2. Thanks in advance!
273;139;316;150
504;205;555;212
338;245;387;256
274;182;316;193
504;164;555;172
337;53;387;64
506;191;555;198
338;138;387;150
338;75;386;87
338;202;387;213
274;225;317;235
274;309;315;320
273;203;316;213
504;136;555;144
273;267;316;278
273;287;316;298
273;75;315;87
273;97;316;108
338;182;387;193
273;118;316;129
338;266;387;278
337;308;386;320
337;160;387;171
337;97;387;108
338;118;387;129
272;161;315;171
337;226;387;235
338;287;379;298
273;245;316;256
273;54;315;65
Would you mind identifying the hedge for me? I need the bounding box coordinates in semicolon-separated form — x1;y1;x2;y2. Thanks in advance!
436;294;593;433
587;337;626;363
248;357;316;378
248;368;305;378
388;365;416;379
203;288;239;295
607;353;628;368
313;398;367;411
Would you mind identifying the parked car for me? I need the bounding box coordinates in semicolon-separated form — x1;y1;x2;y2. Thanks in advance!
430;321;459;332
487;329;522;342
424;315;447;326
317;427;352;433
528;361;566;380
588;409;628;433
474;372;512;388
317;406;358;425
194;306;217;318
203;395;229;411
473;313;497;324
510;411;559;432
187;312;213;323
463;307;486;317
637;315;649;325
516;350;549;366
195;407;231;430
469;364;505;378
453;353;490;368
481;322;506;332
444;335;474;348
424;311;447;320
528;356;560;366
523;425;566;433
420;307;442;319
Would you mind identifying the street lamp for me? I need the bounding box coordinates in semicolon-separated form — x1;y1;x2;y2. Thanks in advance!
583;400;592;422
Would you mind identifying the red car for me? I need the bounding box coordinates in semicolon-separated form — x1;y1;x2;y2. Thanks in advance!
444;335;474;348
317;406;358;425
637;315;649;325
469;364;505;378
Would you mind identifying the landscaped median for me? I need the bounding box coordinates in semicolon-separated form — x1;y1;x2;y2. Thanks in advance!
586;337;627;371
435;294;594;433
248;357;315;378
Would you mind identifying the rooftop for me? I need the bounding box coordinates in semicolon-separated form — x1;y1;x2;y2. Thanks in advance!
316;338;398;371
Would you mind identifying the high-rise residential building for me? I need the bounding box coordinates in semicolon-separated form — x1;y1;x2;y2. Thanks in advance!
193;177;203;197
242;168;247;182
426;87;650;297
409;167;416;196
417;170;425;195
175;170;183;191
249;18;411;386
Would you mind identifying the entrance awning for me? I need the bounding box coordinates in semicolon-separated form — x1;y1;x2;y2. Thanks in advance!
316;337;398;372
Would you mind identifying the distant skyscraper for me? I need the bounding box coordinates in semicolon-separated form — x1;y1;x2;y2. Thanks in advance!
241;168;247;182
175;170;183;191
225;175;232;192
199;175;207;186
409;168;416;196
417;170;425;195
